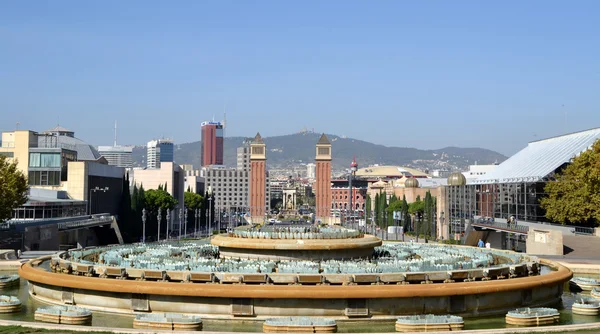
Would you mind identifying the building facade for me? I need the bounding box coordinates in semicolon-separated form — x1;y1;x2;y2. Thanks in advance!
306;163;316;179
147;139;174;169
250;133;267;223
0;128;124;218
315;134;332;224
202;142;269;215
98;145;133;168
200;121;224;167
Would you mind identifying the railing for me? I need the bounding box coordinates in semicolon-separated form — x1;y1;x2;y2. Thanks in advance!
58;216;113;230
0;142;15;148
572;226;595;235
472;221;530;234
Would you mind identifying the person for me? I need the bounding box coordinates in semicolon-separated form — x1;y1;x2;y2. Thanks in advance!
477;239;484;248
485;242;491;249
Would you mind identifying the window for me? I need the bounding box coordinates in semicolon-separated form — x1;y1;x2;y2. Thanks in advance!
0;152;14;157
28;171;60;186
29;153;60;168
318;147;329;155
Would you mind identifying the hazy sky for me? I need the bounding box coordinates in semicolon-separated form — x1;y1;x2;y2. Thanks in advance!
1;1;598;156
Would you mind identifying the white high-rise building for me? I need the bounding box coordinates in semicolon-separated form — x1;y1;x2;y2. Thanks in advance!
147;139;174;169
306;163;316;179
98;145;134;168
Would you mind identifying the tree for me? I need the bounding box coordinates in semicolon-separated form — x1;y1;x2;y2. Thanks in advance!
0;156;28;222
541;139;600;226
145;189;177;212
184;191;203;235
365;195;371;225
402;195;411;232
184;192;203;211
118;173;133;242
374;193;380;227
144;188;177;239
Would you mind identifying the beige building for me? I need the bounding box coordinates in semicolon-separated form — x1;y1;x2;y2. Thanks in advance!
356;165;429;179
202;142;270;216
131;162;185;204
0;128;124;218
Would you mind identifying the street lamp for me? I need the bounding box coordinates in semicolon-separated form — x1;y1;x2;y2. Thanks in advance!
157;208;162;242
349;157;358;229
178;207;183;240
166;209;171;240
184;207;188;238
194;208;199;238
88;186;109;215
207;189;213;237
142;208;147;243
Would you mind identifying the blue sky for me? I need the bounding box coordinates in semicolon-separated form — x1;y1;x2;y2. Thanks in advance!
1;1;598;156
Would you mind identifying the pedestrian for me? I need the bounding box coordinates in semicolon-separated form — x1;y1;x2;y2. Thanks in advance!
477;239;484;248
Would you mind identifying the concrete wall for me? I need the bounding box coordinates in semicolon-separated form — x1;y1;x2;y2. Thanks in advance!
23;224;59;251
526;228;563;256
60;229;99;249
28;275;564;319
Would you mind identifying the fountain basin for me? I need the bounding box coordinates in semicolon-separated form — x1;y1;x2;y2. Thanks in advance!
505;307;560;326
0;295;21;313
395;314;464;332
34;305;92;325
133;313;202;331
263;317;336;333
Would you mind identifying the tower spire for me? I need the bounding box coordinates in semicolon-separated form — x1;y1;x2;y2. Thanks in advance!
114;120;118;146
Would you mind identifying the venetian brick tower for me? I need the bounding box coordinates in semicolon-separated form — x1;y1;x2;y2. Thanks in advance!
250;133;267;224
315;133;332;224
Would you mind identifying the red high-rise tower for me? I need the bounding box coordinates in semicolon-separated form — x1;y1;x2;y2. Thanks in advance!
200;121;224;166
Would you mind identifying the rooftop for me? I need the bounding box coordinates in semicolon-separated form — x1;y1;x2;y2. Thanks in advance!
474;127;600;184
355;165;429;178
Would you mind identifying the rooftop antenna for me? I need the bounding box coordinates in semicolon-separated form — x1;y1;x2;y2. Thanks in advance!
16;122;20;130
114;120;118;146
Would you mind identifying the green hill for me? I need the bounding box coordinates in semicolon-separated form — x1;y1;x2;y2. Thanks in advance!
131;132;506;172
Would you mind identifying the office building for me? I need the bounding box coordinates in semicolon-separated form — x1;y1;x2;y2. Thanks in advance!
98;145;134;168
306;163;316;179
147;139;174;169
202;141;270;214
0;127;124;217
200;121;224;166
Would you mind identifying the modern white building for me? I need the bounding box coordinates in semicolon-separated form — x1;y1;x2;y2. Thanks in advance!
98;145;134;168
306;163;316;179
147;139;174;169
462;164;498;181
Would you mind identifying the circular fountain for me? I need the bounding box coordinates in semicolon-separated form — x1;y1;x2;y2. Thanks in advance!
19;225;571;320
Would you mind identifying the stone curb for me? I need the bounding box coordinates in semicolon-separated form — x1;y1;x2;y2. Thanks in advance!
1;318;600;334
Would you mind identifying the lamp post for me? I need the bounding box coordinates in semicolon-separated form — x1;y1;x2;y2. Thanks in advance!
157;208;162;242
194;208;199;238
88;186;109;215
166;209;171;240
142;208;147;243
178;207;183;240
349;157;358;229
184;208;188;238
208;195;213;236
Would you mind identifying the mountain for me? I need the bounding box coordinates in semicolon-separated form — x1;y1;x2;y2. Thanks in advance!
131;133;507;174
